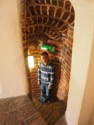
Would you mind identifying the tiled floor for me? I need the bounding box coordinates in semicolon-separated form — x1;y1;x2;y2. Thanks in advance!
0;96;66;125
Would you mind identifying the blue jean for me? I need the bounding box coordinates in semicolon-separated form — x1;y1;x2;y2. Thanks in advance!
40;82;50;103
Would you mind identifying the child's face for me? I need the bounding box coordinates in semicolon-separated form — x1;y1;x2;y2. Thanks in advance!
41;55;49;64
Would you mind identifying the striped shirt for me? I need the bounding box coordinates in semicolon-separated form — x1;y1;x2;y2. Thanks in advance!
38;61;54;85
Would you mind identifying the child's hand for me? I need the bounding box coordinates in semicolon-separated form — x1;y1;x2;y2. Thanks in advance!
37;81;41;85
48;84;52;89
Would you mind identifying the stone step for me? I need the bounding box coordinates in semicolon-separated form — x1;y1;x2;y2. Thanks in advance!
23;112;47;125
0;96;48;125
32;98;66;125
54;115;67;125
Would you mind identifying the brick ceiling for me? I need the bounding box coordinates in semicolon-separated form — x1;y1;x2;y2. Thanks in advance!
25;0;74;44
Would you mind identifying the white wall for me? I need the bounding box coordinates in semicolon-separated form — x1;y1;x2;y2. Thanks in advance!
0;0;28;98
78;33;94;125
66;0;94;125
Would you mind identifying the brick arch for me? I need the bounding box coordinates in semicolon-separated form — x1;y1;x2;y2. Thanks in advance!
19;0;75;103
24;0;74;45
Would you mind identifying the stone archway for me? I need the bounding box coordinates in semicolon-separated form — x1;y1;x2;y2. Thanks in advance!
19;0;75;103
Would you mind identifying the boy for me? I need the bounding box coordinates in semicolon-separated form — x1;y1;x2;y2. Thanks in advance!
38;52;54;104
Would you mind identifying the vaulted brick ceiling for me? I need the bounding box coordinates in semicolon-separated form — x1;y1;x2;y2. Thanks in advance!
26;0;74;45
